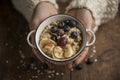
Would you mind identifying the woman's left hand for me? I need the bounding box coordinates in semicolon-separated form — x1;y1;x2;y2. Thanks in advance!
66;8;95;69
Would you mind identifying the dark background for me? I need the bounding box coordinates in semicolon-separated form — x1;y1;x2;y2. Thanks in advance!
0;0;120;80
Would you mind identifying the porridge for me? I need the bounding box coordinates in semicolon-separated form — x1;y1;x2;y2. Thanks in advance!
39;19;83;60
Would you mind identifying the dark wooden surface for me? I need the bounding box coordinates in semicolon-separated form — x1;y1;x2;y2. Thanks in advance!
0;0;120;80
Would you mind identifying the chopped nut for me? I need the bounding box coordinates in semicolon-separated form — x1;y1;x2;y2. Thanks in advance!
5;43;8;46
19;50;22;54
52;70;55;73
40;72;43;75
70;68;74;71
37;70;40;73
20;60;23;63
35;76;38;78
51;74;54;77
94;59;98;62
6;60;9;63
32;76;35;78
48;75;52;78
93;50;96;53
47;70;52;74
34;67;37;70
17;66;20;69
18;76;22;78
61;73;64;75
56;72;59;75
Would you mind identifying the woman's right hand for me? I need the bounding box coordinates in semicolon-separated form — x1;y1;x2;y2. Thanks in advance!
30;1;58;30
30;1;58;68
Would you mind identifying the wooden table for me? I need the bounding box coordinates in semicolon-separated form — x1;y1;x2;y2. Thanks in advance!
0;0;120;80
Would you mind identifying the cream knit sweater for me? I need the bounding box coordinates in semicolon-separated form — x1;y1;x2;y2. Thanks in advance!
11;0;119;32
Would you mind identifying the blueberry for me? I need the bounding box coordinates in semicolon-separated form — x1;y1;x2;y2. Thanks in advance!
64;26;70;32
58;21;65;28
70;32;77;39
50;35;57;42
75;64;83;70
86;57;94;65
68;20;77;28
64;20;70;25
50;26;58;33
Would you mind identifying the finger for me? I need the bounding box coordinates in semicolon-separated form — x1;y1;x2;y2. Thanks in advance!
74;47;89;65
30;9;45;29
30;2;58;30
68;63;73;69
65;8;78;16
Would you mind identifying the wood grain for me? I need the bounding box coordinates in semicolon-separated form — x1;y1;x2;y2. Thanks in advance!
0;0;120;80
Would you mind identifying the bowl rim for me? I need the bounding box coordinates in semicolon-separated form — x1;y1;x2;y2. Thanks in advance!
34;14;87;63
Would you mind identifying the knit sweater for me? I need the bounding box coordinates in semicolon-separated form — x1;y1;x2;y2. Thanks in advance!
11;0;119;32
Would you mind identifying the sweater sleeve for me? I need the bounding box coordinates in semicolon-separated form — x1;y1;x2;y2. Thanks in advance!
66;0;119;32
11;0;58;22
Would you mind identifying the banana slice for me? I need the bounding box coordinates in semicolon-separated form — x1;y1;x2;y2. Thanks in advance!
39;39;56;48
42;43;55;55
53;46;64;59
64;44;74;58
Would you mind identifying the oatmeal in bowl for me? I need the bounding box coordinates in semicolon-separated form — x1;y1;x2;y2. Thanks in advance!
27;14;95;64
39;19;83;60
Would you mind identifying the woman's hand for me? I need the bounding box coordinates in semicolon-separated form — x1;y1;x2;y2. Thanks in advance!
66;8;95;69
30;2;58;68
30;2;58;30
